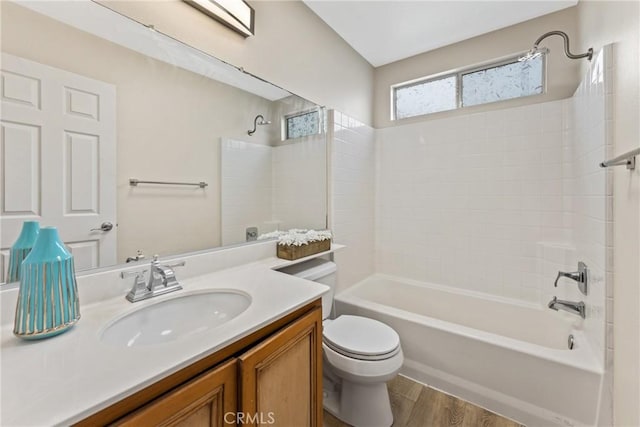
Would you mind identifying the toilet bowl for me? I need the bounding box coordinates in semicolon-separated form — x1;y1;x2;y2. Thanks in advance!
278;259;403;427
322;315;404;426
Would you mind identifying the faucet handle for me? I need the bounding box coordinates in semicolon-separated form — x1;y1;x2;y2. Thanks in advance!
150;255;186;269
122;269;151;303
158;262;185;286
166;260;186;269
121;270;149;299
554;261;588;295
554;271;579;286
121;269;148;280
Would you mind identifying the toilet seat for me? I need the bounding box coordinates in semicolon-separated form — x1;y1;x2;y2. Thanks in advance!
323;315;400;361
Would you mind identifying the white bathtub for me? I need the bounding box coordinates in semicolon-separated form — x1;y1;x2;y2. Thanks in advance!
334;274;604;427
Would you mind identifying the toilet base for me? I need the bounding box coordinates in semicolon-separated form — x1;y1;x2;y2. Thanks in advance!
323;374;394;427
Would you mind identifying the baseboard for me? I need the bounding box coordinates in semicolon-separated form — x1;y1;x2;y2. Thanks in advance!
400;358;591;427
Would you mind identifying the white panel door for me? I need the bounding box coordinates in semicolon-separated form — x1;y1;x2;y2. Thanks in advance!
1;53;116;282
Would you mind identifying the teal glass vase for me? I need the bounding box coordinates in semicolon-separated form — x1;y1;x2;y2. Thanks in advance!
7;221;40;283
14;227;81;339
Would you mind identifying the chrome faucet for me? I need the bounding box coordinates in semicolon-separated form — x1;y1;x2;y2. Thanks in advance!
121;255;185;302
125;249;145;263
548;296;586;319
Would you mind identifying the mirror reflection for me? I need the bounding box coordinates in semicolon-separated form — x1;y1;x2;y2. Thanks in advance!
0;1;327;284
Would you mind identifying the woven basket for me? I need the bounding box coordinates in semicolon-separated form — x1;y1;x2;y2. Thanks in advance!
277;239;331;260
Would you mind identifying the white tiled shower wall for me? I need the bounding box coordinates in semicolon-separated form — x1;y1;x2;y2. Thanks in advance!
221;136;326;246
571;46;614;423
221;139;273;246
376;100;571;303
272;136;327;232
373;50;610;357
329;110;376;293
564;47;612;368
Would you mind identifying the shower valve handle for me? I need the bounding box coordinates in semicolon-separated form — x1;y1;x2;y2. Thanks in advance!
554;271;580;285
554;262;588;295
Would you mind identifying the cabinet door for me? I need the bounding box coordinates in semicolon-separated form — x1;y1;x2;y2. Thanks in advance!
239;307;323;427
114;358;237;427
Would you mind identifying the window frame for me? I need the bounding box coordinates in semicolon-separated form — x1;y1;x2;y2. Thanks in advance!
392;73;459;119
391;49;548;121
282;107;324;141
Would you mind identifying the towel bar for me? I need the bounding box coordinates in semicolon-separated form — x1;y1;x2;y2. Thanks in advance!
600;147;640;170
129;179;208;188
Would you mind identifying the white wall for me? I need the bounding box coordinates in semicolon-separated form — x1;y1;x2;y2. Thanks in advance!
97;0;374;126
329;111;376;294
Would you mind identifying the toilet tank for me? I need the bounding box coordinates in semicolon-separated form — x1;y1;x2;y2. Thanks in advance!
277;258;336;319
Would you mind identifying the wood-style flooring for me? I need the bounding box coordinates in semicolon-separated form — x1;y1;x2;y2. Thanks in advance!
323;375;524;427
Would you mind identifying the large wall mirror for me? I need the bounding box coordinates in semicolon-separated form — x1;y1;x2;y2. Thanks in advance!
0;1;328;284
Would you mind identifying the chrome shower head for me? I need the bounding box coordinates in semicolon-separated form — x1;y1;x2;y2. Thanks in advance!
520;30;593;62
518;47;544;62
247;114;271;136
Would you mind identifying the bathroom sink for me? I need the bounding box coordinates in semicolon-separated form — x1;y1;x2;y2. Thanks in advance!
101;290;251;347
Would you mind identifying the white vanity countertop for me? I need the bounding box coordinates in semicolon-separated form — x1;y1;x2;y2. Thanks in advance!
0;250;338;426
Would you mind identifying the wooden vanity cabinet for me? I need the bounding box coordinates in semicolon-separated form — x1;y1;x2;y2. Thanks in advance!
115;359;237;427
77;300;322;427
239;307;323;427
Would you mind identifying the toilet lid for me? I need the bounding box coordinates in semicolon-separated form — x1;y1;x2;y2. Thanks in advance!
323;315;400;358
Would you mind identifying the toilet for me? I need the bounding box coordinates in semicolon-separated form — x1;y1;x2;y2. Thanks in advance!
278;259;403;427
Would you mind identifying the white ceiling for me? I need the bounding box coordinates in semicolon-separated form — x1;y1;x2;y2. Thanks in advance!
303;1;578;67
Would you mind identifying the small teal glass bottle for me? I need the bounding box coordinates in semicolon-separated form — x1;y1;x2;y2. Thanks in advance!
14;227;81;339
7;221;40;283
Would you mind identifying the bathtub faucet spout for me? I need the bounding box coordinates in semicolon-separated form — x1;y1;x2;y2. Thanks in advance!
548;296;586;319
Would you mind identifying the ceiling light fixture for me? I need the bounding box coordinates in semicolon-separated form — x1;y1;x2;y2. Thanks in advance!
184;0;254;37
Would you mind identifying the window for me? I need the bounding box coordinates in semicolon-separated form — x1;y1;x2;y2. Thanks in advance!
462;57;543;107
394;75;457;119
392;52;545;120
284;109;321;140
